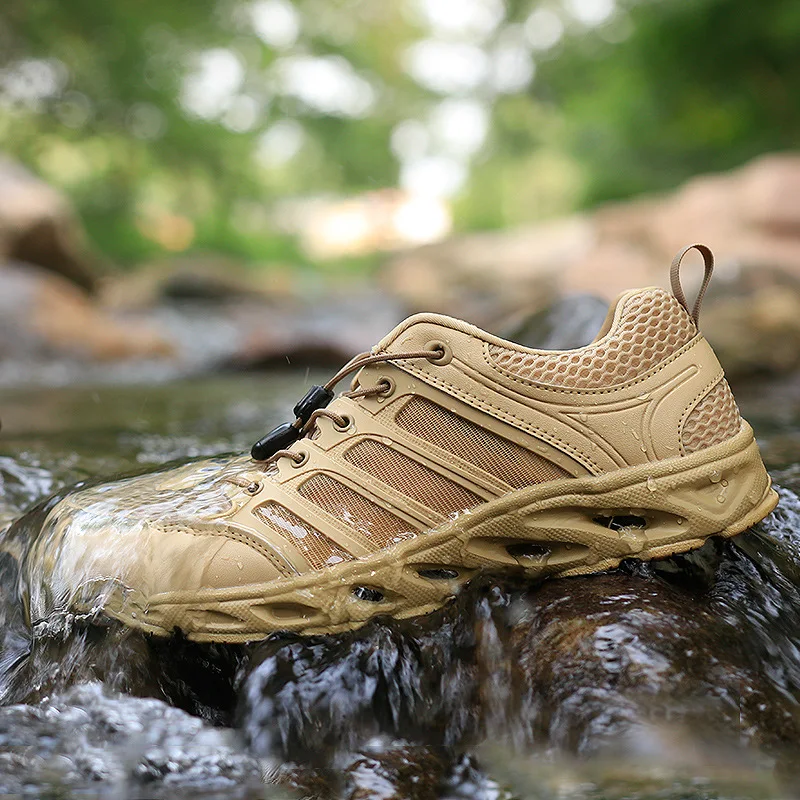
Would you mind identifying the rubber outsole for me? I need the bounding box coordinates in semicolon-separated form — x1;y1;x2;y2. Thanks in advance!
84;424;777;642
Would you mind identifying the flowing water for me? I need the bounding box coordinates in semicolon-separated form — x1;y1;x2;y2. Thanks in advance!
3;368;800;799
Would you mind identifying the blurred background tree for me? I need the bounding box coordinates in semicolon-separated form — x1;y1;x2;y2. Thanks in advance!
0;0;797;268
532;0;800;204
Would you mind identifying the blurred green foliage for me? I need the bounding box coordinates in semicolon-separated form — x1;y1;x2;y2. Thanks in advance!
0;0;798;267
533;0;800;204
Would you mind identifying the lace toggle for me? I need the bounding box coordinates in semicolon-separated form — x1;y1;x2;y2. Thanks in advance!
250;344;445;463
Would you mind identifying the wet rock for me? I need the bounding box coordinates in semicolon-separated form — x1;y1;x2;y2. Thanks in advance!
0;578;247;723
0;683;263;799
0;157;97;291
272;741;452;800
341;740;447;800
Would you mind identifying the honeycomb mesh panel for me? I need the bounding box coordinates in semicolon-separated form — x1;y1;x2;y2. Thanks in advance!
394;397;570;489
682;380;742;454
299;474;420;548
254;502;353;570
344;439;483;518
487;289;696;389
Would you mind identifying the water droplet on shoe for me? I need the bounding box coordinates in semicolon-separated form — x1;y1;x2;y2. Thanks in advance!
620;528;646;553
709;470;722;483
578;412;588;422
646;476;657;492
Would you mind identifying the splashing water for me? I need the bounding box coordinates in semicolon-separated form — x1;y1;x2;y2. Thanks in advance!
0;375;800;798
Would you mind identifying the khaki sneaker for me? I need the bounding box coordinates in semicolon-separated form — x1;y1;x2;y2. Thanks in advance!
27;245;777;642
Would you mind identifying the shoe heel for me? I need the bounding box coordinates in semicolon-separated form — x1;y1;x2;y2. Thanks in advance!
444;424;778;578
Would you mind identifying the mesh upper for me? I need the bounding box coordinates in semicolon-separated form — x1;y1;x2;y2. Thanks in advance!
682;380;742;454
394;396;569;489
299;473;420;548
254;502;353;570
343;438;482;519
487;288;696;389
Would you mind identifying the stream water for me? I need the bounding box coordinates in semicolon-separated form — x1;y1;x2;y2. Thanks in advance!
2;369;800;799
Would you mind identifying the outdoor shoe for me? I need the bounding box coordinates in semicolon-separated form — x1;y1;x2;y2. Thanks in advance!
26;244;778;642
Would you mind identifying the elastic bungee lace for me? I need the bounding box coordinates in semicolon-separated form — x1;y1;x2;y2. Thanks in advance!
249;345;445;469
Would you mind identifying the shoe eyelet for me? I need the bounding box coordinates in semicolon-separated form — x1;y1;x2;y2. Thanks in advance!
245;481;262;496
291;450;309;468
377;376;395;398
333;414;355;433
425;340;452;366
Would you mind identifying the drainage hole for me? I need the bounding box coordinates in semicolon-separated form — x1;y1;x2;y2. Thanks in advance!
417;568;460;580
506;543;551;559
594;514;647;532
352;586;384;602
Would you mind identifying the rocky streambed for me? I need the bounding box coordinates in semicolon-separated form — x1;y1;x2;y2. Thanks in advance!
1;368;800;799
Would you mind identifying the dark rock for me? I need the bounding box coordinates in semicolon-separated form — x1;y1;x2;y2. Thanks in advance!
341;741;447;800
100;255;295;308
499;294;610;351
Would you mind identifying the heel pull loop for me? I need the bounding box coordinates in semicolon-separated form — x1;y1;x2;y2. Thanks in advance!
670;243;714;327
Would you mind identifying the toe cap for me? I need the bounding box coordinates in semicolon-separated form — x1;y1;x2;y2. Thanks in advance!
200;538;284;590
